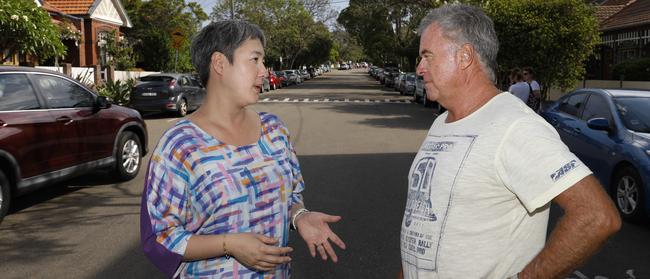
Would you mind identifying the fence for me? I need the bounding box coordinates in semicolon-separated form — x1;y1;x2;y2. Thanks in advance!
35;65;159;85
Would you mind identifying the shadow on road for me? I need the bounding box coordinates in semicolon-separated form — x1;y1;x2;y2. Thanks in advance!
7;169;137;215
315;103;438;130
85;152;415;279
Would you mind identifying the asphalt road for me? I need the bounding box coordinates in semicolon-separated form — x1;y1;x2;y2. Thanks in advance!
0;69;648;279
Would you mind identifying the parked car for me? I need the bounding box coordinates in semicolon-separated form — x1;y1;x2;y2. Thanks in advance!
383;68;400;88
414;75;426;103
394;73;406;92
400;73;416;96
284;70;302;85
130;73;205;117
376;68;385;83
0;66;149;223
275;71;289;87
541;88;650;221
268;71;282;90
299;69;311;81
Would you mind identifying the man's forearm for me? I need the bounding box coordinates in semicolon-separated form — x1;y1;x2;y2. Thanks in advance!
520;176;621;278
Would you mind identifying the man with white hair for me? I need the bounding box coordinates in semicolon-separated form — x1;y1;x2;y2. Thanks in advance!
400;4;620;279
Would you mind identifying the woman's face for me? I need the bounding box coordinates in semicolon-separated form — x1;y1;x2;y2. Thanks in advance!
222;38;266;105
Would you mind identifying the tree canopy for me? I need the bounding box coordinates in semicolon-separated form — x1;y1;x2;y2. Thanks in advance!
0;0;66;63
486;0;600;94
211;0;335;69
123;0;208;72
339;0;601;95
338;0;439;71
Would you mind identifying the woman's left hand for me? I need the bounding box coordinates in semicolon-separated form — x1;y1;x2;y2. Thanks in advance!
295;211;346;262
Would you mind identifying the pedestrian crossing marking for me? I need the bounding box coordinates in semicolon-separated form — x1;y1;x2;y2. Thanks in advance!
257;98;414;104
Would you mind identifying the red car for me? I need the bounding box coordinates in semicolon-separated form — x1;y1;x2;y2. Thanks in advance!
268;70;282;90
0;66;148;223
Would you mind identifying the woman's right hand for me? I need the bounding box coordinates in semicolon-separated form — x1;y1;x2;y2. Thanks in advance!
230;233;293;272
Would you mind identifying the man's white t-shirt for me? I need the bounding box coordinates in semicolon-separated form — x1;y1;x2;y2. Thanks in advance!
400;93;591;279
508;81;529;103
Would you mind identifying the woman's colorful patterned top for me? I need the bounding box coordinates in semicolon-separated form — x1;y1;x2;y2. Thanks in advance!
141;112;305;278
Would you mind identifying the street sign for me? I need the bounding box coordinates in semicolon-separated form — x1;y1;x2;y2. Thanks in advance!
171;28;184;49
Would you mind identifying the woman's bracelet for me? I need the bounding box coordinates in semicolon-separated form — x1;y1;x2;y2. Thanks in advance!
223;234;230;259
291;208;310;230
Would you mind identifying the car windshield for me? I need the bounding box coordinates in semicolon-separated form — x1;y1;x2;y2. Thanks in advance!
616;97;650;133
140;76;174;82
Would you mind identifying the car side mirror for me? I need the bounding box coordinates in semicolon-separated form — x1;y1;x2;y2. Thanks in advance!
95;96;111;109
587;117;610;132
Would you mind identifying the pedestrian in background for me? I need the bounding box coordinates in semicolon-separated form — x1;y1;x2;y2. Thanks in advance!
508;67;529;103
523;66;541;111
400;4;620;279
140;20;346;278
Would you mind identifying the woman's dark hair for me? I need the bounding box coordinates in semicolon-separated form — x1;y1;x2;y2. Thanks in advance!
190;20;266;86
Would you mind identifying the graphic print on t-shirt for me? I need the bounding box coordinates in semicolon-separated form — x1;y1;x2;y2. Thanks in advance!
401;135;476;272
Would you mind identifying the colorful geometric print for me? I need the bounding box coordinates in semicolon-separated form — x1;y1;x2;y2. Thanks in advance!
142;112;304;278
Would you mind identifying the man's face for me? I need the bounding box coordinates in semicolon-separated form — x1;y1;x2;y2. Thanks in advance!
523;70;532;82
416;24;460;103
222;38;266;105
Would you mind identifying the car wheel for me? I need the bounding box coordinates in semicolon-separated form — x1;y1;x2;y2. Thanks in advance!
613;167;646;222
0;171;10;224
413;91;419;103
113;131;142;181
271;83;276;90
178;99;188;117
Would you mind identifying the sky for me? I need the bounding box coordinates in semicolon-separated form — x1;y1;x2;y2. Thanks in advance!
194;0;350;19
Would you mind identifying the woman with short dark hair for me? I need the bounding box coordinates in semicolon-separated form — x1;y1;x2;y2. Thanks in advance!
141;20;346;278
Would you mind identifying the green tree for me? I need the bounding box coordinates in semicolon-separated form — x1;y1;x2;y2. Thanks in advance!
485;0;600;96
211;0;334;69
123;0;207;71
340;0;600;96
331;28;364;63
103;29;135;70
0;0;66;64
338;0;438;70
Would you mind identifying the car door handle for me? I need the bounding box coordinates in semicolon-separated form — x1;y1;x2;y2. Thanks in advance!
56;116;74;125
0;120;6;127
573;127;581;133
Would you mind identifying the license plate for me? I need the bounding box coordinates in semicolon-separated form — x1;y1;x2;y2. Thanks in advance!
141;92;157;96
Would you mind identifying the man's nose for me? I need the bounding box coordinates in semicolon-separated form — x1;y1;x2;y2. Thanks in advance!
416;61;425;75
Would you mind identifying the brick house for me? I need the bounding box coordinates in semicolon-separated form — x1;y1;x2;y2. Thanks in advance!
589;0;650;79
41;0;132;67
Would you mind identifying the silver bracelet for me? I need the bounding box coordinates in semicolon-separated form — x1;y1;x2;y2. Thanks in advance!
291;208;310;230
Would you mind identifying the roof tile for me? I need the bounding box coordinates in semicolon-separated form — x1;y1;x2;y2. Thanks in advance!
601;0;650;31
43;0;96;15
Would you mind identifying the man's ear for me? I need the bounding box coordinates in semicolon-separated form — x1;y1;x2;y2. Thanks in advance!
210;52;226;75
457;44;474;70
